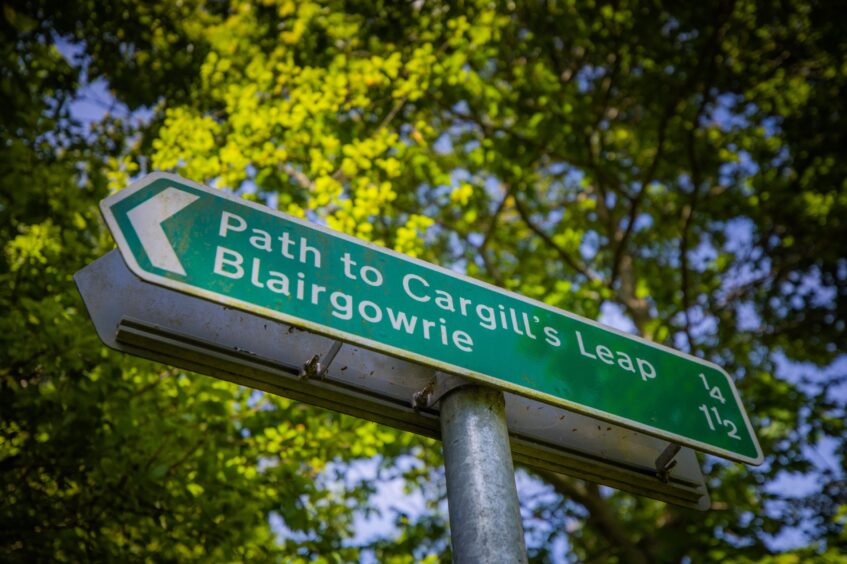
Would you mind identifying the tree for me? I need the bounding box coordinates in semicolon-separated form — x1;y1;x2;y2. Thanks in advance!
1;2;428;561
3;0;845;561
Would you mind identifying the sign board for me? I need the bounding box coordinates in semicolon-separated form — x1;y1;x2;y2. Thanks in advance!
100;172;762;464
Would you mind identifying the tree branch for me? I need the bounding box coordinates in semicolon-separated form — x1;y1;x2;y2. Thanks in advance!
534;469;651;564
281;164;315;191
513;191;600;283
476;187;512;287
610;1;735;287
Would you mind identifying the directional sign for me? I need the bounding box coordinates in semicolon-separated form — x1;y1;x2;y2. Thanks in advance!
101;172;762;464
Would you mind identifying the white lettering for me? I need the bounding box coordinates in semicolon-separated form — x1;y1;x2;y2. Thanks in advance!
403;273;430;302
213;246;244;279
434;290;455;312
360;265;383;287
267;271;290;295
576;330;596;359
616;352;635;373
278;232;295;259
250;258;263;288
387;308;418;334
341;253;357;280
359;300;383;323
219;212;246;238
299;237;321;267
544;327;561;347
249;228;272;251
422;319;435;339
596;345;614;365
637;358;656;381
330;291;353;320
310;284;326;304
452;330;474;352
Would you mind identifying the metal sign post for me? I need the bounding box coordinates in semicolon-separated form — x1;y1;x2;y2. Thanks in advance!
440;385;528;563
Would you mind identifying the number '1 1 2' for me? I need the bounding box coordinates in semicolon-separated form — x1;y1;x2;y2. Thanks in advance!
698;404;741;440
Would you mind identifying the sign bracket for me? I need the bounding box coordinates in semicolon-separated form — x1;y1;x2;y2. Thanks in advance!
412;373;475;411
299;340;344;381
655;443;683;483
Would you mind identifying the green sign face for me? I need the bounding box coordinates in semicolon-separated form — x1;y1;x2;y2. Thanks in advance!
102;172;762;464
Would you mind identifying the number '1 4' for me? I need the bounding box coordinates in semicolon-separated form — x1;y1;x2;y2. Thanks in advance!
698;373;726;403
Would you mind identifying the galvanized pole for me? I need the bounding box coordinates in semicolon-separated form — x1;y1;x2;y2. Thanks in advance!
440;385;528;563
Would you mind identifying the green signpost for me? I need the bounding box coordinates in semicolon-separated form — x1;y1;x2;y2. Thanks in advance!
102;172;762;465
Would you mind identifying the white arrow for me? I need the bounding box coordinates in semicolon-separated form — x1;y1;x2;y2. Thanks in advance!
126;187;199;276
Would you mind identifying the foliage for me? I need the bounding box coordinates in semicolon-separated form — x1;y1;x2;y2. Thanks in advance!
2;0;846;562
1;1;428;561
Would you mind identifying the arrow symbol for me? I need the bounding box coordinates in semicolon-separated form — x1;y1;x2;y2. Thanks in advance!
126;187;199;276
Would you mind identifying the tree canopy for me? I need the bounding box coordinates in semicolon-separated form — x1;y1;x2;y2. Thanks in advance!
2;0;845;562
